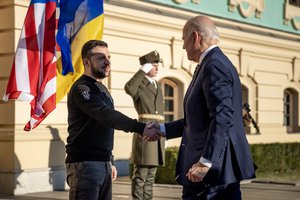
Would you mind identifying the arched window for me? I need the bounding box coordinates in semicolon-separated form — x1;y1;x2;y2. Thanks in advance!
283;88;299;133
159;79;181;123
284;90;291;126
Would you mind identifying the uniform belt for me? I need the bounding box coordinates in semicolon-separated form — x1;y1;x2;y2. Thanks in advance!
138;114;165;121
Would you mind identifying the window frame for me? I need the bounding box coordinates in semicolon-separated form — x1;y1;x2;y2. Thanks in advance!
283;88;299;133
159;79;179;123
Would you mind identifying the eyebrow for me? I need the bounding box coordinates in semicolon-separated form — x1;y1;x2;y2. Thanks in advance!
88;52;110;60
88;52;104;57
87;53;111;61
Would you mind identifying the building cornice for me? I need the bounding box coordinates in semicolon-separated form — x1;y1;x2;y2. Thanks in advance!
105;0;300;43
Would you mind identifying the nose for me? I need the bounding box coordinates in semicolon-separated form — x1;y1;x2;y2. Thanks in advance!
104;58;110;65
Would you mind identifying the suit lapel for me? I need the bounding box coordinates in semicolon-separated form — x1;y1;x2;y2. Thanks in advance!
184;63;203;105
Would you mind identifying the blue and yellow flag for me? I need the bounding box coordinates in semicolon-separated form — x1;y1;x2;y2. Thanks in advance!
56;0;104;102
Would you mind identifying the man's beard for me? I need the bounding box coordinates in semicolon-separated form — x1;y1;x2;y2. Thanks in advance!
91;64;108;79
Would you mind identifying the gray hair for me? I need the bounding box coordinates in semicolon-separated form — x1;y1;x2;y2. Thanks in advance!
186;16;220;42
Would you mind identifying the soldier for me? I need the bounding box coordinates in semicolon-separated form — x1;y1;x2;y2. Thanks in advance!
124;50;165;200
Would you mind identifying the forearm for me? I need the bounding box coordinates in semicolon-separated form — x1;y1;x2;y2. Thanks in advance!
164;118;184;139
80;101;146;134
102;107;145;134
124;70;145;96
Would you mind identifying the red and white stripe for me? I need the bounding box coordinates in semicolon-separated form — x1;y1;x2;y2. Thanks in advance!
3;1;57;131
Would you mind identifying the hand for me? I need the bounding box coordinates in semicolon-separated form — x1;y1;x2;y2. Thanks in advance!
111;165;118;181
146;121;160;130
146;121;166;140
140;63;153;73
142;121;162;141
186;162;209;182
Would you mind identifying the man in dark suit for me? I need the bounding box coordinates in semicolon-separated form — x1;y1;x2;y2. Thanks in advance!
148;15;256;199
125;51;165;200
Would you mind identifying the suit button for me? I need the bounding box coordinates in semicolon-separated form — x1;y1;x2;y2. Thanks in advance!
155;111;158;114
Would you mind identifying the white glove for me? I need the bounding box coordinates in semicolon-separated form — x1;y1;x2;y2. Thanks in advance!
140;63;153;73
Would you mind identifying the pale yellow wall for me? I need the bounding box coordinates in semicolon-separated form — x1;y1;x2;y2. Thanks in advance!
103;1;300;151
0;0;68;194
0;0;300;194
218;24;300;141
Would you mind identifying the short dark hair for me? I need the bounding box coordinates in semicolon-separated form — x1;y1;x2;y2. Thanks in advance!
81;40;108;59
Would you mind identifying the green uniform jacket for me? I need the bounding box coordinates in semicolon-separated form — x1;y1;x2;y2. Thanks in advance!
124;70;165;166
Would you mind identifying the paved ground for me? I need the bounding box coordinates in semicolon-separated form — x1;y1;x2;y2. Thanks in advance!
0;177;299;200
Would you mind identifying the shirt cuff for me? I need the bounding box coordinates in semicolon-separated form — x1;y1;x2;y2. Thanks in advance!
200;157;212;168
159;124;166;137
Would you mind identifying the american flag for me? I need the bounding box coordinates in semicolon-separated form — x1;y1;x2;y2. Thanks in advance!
3;0;104;131
3;0;57;131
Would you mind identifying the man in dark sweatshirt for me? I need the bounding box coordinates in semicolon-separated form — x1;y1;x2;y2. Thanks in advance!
66;40;161;200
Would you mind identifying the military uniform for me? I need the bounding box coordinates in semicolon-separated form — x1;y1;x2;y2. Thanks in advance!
124;51;165;200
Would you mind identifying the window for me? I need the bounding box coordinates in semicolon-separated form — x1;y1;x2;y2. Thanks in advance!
283;91;291;126
290;0;300;7
242;85;249;106
159;79;180;123
283;88;299;133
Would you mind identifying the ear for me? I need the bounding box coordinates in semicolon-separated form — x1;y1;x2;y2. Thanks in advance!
192;31;202;44
82;58;90;68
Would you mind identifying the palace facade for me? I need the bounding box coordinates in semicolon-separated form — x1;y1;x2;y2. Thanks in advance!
0;0;299;195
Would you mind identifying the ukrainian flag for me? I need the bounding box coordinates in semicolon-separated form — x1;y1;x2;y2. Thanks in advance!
56;0;104;102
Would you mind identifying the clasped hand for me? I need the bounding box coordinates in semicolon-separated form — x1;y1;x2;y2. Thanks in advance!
142;121;163;142
186;162;209;182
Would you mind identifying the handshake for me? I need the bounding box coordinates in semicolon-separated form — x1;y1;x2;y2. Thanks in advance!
142;122;165;141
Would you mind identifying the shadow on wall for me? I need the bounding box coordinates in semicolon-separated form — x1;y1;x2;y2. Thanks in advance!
13;154;23;194
0;154;23;195
47;126;66;191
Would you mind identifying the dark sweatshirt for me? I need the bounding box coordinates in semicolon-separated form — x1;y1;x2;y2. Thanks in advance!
66;75;145;163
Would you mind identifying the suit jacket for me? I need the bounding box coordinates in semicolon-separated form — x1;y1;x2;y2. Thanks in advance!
165;47;255;186
125;70;165;166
